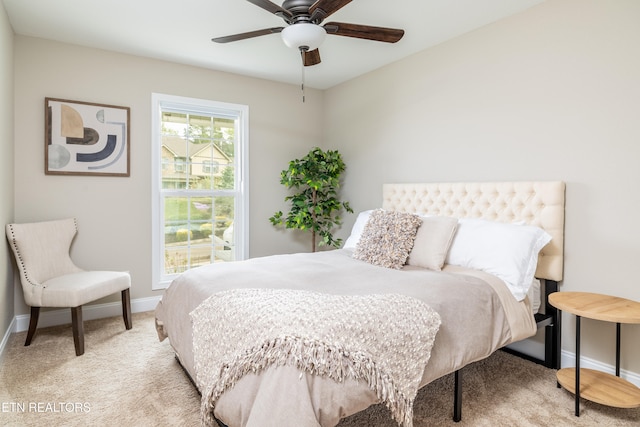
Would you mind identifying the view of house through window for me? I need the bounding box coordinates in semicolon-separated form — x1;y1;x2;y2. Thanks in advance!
152;94;248;289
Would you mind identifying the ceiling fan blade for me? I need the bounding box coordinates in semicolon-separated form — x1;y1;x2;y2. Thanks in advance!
324;22;404;43
302;49;321;66
212;27;284;43
309;0;352;23
246;0;292;19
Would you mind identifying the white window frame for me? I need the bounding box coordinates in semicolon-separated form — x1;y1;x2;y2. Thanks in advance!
151;93;249;290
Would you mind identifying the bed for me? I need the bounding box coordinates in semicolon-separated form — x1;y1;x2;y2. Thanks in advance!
155;181;565;427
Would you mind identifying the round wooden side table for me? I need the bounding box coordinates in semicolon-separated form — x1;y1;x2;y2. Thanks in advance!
549;291;640;416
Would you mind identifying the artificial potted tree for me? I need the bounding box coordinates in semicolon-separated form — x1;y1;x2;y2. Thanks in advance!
270;147;353;252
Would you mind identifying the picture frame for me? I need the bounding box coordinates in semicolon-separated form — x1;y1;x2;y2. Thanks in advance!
45;97;130;176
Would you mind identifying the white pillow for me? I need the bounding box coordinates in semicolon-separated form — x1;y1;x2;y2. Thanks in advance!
406;216;458;271
343;210;373;249
445;218;552;301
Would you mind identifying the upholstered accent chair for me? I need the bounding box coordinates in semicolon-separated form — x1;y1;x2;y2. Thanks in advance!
5;218;132;356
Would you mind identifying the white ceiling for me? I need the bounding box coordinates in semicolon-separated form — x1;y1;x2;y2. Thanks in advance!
3;0;544;90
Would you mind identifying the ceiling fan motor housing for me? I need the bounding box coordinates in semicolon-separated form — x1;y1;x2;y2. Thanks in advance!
282;0;317;23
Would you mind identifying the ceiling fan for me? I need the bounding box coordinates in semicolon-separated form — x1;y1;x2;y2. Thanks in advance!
212;0;405;66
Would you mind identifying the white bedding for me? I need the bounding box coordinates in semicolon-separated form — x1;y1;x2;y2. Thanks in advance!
155;249;537;426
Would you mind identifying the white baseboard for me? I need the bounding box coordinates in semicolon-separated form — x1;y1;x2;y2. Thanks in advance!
0;296;161;361
11;296;161;333
560;349;640;388
0;316;17;364
506;335;640;388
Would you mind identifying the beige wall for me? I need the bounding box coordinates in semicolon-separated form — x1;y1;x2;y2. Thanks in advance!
12;36;323;315
325;0;640;373
1;2;15;339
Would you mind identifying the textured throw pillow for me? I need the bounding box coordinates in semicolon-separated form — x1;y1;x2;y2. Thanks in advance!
446;218;552;301
406;216;459;271
353;209;422;269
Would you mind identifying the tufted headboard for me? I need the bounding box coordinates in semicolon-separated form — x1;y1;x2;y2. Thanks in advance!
382;181;565;281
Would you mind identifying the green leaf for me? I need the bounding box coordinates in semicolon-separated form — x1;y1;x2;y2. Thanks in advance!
269;147;352;251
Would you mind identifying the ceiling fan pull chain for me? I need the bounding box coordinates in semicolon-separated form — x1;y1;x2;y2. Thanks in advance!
300;48;306;103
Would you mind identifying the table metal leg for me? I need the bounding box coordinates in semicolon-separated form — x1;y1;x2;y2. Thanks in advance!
557;309;562;388
616;322;621;377
575;315;581;416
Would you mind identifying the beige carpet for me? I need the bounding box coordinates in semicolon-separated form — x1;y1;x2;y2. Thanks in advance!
1;312;638;427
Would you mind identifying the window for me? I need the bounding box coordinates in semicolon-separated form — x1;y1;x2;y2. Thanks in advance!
151;94;248;290
203;160;220;174
174;158;186;173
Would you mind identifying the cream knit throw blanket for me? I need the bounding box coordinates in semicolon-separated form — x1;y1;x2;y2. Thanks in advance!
191;288;441;427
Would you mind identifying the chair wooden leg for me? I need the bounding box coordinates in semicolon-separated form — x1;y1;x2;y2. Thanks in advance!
122;288;132;330
25;306;40;346
71;306;84;356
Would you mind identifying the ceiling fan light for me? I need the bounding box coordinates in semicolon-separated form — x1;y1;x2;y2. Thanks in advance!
281;23;326;51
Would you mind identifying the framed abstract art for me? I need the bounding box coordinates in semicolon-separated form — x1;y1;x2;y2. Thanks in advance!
45;97;130;176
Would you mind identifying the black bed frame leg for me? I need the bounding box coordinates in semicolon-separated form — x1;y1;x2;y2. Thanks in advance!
546;280;561;370
449;280;561;423
453;369;462;422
